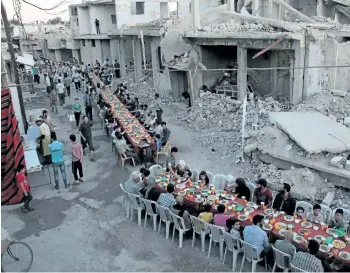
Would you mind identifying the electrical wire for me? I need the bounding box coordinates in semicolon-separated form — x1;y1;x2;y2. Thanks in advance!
21;0;71;11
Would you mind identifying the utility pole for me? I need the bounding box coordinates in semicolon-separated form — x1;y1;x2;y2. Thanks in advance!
1;1;28;133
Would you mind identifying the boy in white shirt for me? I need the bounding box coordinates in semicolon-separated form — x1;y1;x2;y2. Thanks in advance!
56;79;65;106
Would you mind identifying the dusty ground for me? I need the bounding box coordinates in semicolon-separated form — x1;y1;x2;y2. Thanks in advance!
1;83;264;272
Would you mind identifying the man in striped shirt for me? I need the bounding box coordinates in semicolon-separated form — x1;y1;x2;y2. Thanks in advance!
157;184;176;208
291;239;324;272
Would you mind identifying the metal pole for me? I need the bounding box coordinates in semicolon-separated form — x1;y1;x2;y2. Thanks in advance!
1;1;28;133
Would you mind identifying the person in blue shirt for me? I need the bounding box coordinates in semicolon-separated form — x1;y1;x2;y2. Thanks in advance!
243;214;270;259
48;132;71;190
154;134;162;151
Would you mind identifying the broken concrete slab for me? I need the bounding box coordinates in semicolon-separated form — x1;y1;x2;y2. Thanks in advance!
330;156;345;167
321;192;335;207
344;117;350;126
332;90;348;97
269;112;350;154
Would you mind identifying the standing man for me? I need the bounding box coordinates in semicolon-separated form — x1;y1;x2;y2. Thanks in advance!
63;74;72;97
149;93;163;123
45;74;51;95
83;90;93;121
79;116;95;162
32;64;40;84
36;117;51;164
48;132;71;190
26;71;35;94
72;70;81;92
70;134;84;185
56;79;65;106
16;164;34;212
114;59;120;78
50;85;58;114
95;19;100;34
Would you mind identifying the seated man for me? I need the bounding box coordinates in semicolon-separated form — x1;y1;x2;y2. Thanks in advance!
154;134;162;151
124;171;143;195
291;240;324;272
138;138;153;166
274;231;296;267
272;183;296;216
294;206;305;220
329;208;345;229
307;204;324;224
157;183;176;208
253;179;273;208
114;134;138;162
243;214;270;258
171;195;192;229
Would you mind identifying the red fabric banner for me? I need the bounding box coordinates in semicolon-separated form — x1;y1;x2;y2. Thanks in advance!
1;88;26;205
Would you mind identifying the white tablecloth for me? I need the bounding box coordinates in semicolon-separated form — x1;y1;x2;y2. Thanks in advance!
24;150;42;173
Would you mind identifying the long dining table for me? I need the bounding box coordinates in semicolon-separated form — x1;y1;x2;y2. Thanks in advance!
101;86;155;152
154;173;350;265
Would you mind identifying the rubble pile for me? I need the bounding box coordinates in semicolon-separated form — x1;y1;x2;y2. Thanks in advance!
293;91;350;122
119;72;175;105
185;22;282;36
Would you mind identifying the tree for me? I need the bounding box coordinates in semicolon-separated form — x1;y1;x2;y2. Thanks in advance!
46;17;64;25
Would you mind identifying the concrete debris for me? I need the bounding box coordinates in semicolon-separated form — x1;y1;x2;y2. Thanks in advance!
293;91;350;122
186;22;278;36
331;89;348;97
344;117;350;126
345;160;350;171
329;156;345;167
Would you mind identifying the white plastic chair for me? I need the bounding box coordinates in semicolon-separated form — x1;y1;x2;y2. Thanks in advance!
290;264;308;272
119;183;130;217
157;204;172;239
246;182;257;201
142;199;158;231
271;245;294;272
222;232;242;271
332;208;350;226
207;223;225;260
169;211;191;248
295;201;313;215
127;193;143;226
320;204;332;224
206;171;214;184
149;164;163;177
213;174;226;191
191;170;199;181
189;215;208;251
239;240;267;272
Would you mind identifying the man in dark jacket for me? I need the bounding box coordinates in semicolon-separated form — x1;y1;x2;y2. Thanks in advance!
272;183;296;215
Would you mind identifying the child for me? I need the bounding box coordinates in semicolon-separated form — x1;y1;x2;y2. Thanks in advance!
214;204;230;228
154;134;162;151
183;170;192;184
226;219;241;238
199;171;210;186
199;203;213;223
295;206;305;220
16;165;34;212
307;204;324;224
329;208;345;229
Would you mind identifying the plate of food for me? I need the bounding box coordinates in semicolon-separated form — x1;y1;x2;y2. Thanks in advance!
216;190;224;196
201;191;209;197
293;235;306;244
284;215;294;222
264;209;274;215
339;251;350;261
219;200;229;205
278;229;287;237
301;222;312;228
225;194;235;200
246;202;255;207
262;223;273;231
195;197;204;203
244;207;254;213
298;229;309;236
178;191;186;196
275;222;287;230
176;184;186;189
208;195;219;201
319;244;331;253
333;240;346;250
326;228;336;236
314;235;326;243
238;215;248;221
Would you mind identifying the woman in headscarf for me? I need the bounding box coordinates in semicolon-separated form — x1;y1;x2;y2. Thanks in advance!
233;178;251;201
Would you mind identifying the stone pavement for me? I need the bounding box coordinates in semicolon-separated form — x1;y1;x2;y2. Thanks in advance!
1;83;267;272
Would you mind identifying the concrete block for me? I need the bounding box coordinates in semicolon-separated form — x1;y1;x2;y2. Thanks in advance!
346;160;350;170
344;117;350;126
244;141;258;153
269;112;350;154
330;156;344;167
331;89;348;97
321;192;335;207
